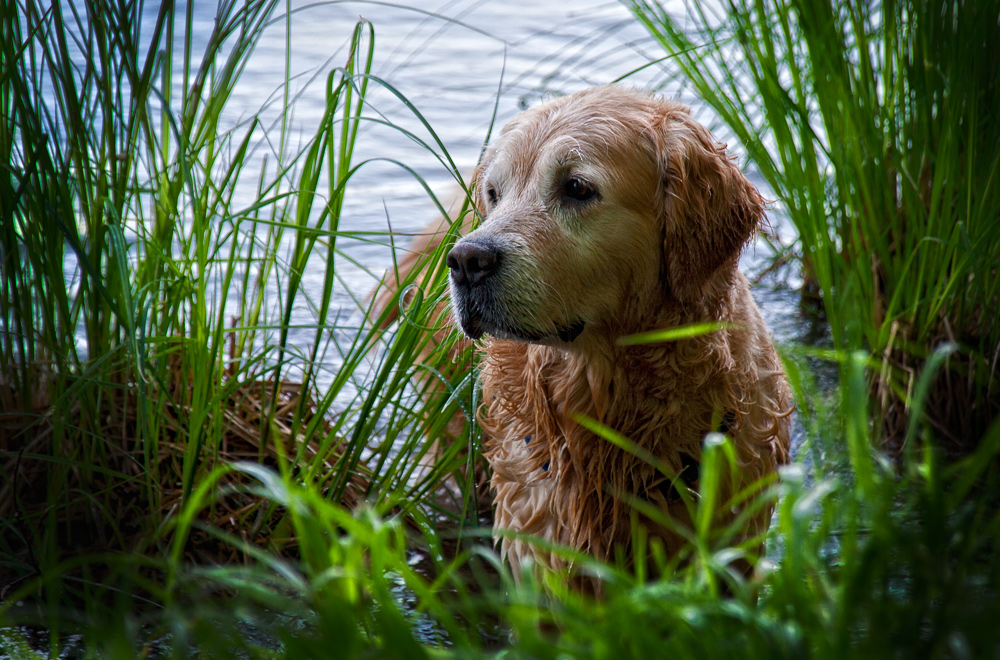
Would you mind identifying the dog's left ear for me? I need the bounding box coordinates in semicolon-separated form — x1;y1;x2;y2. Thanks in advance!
469;160;488;217
650;106;765;304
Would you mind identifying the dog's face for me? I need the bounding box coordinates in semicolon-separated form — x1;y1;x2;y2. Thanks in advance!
448;86;764;345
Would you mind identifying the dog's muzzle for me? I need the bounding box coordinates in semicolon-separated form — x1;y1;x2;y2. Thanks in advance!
447;237;585;343
447;237;500;340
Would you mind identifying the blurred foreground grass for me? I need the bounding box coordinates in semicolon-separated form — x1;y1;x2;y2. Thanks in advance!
1;0;999;657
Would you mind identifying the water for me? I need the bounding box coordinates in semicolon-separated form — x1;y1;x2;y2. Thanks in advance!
217;0;674;387
46;0;821;394
206;0;824;401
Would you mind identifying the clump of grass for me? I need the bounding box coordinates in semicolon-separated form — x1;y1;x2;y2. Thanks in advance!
627;0;1000;454
0;0;476;630
6;347;998;658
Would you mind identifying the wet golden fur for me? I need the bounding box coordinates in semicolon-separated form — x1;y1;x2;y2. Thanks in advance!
383;86;792;579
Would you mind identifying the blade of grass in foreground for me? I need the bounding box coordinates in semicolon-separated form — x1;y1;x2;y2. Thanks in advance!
617;321;732;345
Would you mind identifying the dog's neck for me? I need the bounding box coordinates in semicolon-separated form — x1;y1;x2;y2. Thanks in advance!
573;267;740;369
478;271;744;563
478;265;784;566
482;267;743;434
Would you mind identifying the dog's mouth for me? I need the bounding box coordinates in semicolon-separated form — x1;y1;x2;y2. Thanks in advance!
455;304;584;345
457;314;485;341
495;318;586;344
555;319;586;342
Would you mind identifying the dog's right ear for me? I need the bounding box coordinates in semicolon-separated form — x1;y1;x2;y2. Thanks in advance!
649;105;765;305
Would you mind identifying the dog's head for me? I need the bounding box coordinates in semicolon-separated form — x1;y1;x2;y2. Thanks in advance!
447;86;764;344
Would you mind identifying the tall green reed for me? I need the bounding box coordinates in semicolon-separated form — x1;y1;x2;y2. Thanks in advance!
0;0;477;639
627;0;1000;452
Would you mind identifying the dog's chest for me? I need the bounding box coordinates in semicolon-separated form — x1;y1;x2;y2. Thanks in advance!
478;344;595;553
484;415;581;566
478;339;725;567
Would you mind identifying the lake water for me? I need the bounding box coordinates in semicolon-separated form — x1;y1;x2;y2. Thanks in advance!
221;0;674;376
39;0;819;433
205;0;814;401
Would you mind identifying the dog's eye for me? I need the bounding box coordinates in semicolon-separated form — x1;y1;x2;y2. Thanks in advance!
562;177;597;202
485;184;500;207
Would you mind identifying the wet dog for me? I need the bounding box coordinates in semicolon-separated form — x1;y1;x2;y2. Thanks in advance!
383;86;792;581
447;86;791;579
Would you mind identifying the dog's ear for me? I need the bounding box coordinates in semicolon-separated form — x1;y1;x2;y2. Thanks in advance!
650;106;765;304
469;160;489;219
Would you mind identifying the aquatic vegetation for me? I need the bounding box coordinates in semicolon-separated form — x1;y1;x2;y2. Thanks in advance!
0;0;471;631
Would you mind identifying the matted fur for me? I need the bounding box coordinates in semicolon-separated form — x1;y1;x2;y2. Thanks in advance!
377;86;793;580
447;86;792;578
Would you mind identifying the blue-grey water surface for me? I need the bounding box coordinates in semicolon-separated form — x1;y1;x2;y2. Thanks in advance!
206;0;811;397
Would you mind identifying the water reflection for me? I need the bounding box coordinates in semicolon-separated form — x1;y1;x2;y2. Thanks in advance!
215;1;677;390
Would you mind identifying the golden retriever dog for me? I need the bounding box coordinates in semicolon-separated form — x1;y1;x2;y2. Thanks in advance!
384;85;792;581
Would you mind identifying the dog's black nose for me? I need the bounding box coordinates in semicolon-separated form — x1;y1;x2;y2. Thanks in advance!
447;241;500;287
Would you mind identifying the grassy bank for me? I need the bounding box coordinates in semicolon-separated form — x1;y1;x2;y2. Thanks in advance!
0;0;476;650
2;0;999;657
